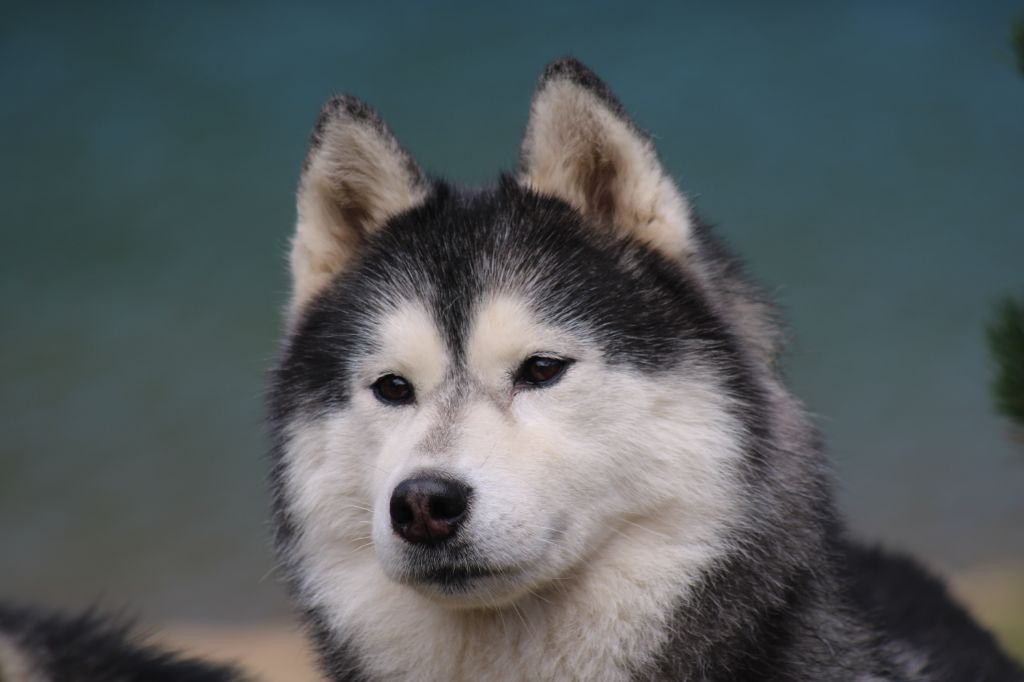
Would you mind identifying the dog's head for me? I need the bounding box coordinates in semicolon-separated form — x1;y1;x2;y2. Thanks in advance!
270;59;780;616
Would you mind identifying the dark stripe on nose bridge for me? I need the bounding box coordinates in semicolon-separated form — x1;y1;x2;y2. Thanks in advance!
419;386;465;454
427;244;475;366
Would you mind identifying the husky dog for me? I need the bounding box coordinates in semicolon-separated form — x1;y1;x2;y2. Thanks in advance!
269;58;1022;681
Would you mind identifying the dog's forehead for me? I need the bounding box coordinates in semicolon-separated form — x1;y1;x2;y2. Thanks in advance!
372;292;572;372
341;183;706;363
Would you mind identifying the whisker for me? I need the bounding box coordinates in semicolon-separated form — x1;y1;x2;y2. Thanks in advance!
617;518;671;540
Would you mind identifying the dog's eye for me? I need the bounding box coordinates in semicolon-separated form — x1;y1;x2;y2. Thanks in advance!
516;356;572;388
372;374;415;405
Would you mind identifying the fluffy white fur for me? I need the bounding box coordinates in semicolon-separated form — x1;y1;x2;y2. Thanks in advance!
519;77;694;261
280;293;746;681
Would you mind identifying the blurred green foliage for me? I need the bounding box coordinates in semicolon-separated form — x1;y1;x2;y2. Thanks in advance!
1013;17;1024;76
989;298;1024;433
987;20;1024;436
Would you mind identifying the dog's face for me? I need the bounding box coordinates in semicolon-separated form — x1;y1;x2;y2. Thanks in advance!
271;60;762;615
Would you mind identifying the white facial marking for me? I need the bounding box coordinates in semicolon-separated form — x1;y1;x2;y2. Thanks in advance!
360;300;448;394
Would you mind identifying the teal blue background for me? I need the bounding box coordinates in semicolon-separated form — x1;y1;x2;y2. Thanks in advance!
2;1;1023;622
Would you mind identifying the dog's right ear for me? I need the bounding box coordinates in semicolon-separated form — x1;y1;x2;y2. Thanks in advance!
518;58;693;261
290;95;428;319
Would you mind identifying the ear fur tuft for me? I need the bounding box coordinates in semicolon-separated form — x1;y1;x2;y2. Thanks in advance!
519;58;693;260
290;95;428;319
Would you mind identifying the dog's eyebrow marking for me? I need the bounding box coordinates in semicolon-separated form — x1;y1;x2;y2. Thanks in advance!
376;299;449;392
466;294;541;374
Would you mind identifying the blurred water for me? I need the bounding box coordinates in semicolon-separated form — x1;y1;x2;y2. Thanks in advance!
1;1;1022;622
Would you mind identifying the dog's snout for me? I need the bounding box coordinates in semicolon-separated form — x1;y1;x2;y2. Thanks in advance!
389;475;471;545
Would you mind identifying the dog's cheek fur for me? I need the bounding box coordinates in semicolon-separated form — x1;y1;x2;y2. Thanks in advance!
278;401;446;665
454;359;745;572
507;362;746;571
452;293;745;590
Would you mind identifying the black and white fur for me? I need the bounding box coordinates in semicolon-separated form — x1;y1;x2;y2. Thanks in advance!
0;604;246;682
268;58;1023;681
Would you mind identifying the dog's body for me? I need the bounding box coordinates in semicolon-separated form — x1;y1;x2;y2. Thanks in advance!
267;59;1024;681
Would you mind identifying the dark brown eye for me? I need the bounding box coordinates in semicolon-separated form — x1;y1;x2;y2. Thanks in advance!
372;374;414;405
517;356;572;387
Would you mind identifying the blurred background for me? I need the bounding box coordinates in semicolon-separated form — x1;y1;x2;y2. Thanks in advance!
2;0;1022;676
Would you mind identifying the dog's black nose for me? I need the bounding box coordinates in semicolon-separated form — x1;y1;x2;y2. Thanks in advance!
390;475;471;545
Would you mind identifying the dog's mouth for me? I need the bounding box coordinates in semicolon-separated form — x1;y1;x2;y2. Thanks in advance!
406;564;516;591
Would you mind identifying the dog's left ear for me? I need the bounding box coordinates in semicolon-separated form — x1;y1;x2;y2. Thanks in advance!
519;58;693;259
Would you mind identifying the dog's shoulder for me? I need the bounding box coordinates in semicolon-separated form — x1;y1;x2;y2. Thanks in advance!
843;542;1024;682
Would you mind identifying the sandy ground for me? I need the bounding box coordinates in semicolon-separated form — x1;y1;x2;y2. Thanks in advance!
161;624;319;682
159;567;1024;681
949;564;1024;663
